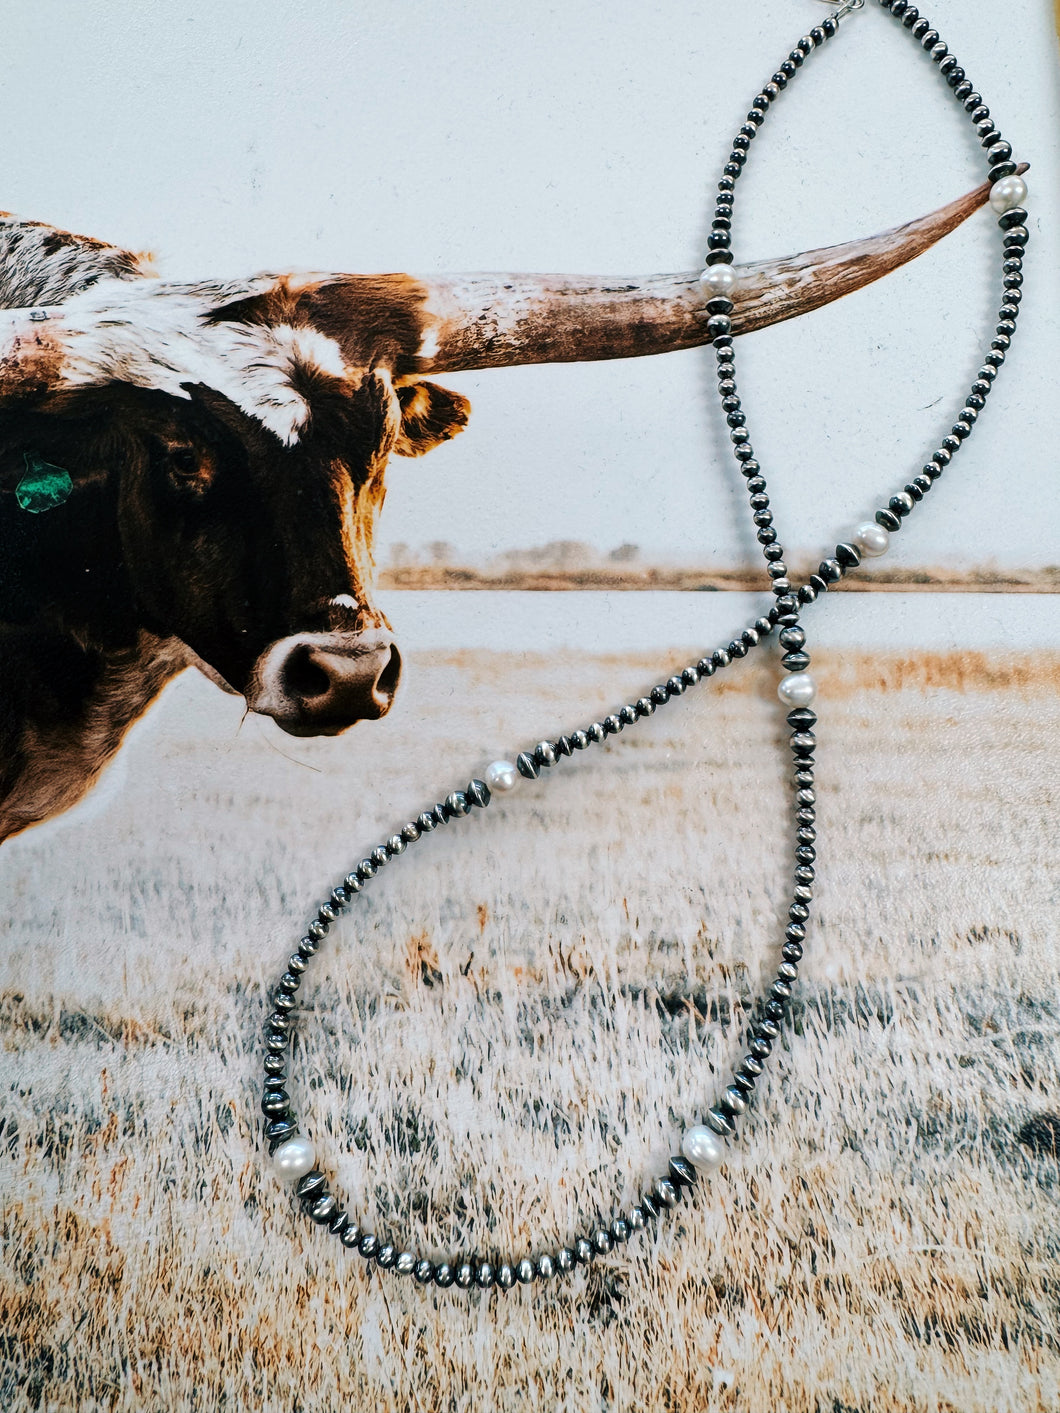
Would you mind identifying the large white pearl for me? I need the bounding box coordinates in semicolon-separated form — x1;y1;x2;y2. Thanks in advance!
852;521;890;558
485;759;518;793
681;1124;725;1170
989;174;1027;214
272;1136;316;1181
698;264;738;297
778;672;817;708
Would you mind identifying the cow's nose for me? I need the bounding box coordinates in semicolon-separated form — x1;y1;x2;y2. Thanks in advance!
282;638;402;720
247;631;402;735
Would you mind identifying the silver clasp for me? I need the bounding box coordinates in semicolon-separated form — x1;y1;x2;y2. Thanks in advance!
817;0;864;19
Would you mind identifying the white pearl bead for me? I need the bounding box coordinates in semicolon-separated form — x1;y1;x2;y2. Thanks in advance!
272;1135;316;1181
989;174;1027;214
485;759;518;793
777;672;817;708
852;521;890;558
698;264;738;297
681;1124;725;1170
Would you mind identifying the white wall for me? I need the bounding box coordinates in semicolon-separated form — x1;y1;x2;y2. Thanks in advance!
3;0;1057;571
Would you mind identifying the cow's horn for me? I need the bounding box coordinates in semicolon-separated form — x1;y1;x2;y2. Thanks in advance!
397;172;1020;376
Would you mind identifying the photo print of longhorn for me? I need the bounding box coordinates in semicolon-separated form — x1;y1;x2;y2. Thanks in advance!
0;185;1002;841
1;2;1057;1411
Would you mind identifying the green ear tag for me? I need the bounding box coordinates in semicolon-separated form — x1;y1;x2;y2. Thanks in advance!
15;451;74;513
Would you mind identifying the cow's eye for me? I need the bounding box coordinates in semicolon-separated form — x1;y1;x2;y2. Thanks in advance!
169;447;198;477
156;440;215;492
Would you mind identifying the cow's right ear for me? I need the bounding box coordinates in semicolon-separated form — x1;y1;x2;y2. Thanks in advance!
392;379;470;458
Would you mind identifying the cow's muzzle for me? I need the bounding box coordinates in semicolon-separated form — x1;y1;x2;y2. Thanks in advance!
246;630;402;735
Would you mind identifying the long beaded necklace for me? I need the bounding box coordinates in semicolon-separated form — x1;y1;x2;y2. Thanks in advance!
260;0;1028;1292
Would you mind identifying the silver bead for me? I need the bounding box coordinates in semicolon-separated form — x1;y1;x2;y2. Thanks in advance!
681;1124;725;1171
851;521;890;558
721;1085;747;1116
698;264;738;296
485;759;518;793
989;174;1027;213
272;1135;316;1180
777;672;817;708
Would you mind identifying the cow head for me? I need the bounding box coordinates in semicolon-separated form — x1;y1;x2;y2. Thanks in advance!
0;174;1002;735
0;266;476;732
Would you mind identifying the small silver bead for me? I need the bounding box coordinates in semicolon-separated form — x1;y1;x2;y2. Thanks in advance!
721;1085;747;1115
651;1182;677;1211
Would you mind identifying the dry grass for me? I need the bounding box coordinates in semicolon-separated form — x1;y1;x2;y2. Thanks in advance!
1;646;1058;1411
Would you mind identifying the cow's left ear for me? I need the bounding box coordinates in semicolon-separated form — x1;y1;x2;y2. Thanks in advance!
392;379;470;458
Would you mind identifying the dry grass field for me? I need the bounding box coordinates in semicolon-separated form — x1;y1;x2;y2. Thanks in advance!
1;641;1058;1412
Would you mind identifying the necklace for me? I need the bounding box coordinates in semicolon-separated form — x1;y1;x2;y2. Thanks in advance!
261;0;1028;1292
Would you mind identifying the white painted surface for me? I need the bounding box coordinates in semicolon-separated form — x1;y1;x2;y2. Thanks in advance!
3;1;1057;571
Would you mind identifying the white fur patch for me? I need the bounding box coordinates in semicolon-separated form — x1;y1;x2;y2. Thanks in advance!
416;326;440;360
279;324;346;380
330;594;358;611
0;277;350;445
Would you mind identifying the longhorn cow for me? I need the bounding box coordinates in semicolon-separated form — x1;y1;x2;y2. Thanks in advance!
0;180;998;841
